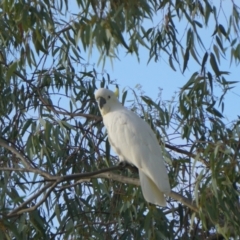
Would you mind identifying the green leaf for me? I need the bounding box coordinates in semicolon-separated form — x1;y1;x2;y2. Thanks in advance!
181;72;198;90
169;56;176;71
142;27;153;39
218;24;229;40
210;52;220;76
178;204;184;229
215;36;224;53
194;20;203;28
201;52;208;72
61;121;73;130
190;47;200;65
206;106;223;118
6;61;18;82
141;96;152;107
122;90;128;106
109;21;129;51
21;119;33;136
231;38;237;47
183;47;190;73
205;1;213;25
105;137;110;162
213;44;220;63
207;72;213;93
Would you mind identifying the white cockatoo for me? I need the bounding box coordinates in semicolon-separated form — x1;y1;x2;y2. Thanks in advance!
95;88;171;206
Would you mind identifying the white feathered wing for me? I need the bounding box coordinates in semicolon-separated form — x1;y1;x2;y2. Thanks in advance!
103;108;171;206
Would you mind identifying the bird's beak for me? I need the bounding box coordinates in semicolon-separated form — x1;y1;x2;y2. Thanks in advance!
97;97;106;109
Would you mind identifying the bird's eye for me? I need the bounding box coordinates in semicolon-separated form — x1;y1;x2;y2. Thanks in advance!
108;95;111;99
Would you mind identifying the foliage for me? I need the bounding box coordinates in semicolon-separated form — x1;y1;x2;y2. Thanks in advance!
0;0;240;239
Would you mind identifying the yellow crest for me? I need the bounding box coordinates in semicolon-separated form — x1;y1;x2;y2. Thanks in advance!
114;84;119;99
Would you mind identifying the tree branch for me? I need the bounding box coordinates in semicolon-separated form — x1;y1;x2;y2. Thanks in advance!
0;137;32;169
46;165;127;182
6;164;233;239
168;191;198;212
0;138;54;180
164;142;209;166
7;182;53;217
5;164;198;217
58;169;198;212
8;182;58;217
93;172;198;211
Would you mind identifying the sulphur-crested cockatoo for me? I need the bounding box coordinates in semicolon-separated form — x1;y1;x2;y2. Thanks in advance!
95;88;171;206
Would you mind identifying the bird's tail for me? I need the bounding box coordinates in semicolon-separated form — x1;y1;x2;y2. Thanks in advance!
139;170;167;206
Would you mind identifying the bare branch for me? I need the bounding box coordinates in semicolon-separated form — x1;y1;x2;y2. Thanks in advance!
8;182;58;217
168;191;198;212
0;167;49;176
59;169;198;212
164;142;209;166
7;182;53;217
58;164;126;182
5;162;198;218
93;172;140;186
0;137;32;169
0;138;54;180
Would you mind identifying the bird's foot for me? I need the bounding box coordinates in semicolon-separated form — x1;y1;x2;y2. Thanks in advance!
127;165;138;174
117;161;128;169
117;161;138;173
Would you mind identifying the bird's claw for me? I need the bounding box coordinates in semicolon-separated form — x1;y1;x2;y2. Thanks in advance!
117;161;128;169
117;161;138;173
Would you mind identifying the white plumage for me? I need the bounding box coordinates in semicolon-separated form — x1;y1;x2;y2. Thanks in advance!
95;88;171;206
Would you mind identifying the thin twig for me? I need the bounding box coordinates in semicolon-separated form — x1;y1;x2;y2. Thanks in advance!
0;138;32;169
5;164;198;217
0;167;50;178
0;138;54;180
58;170;198;212
7;182;53;217
8;182;58;217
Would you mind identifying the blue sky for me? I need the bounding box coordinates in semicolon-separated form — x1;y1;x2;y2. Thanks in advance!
68;1;240;122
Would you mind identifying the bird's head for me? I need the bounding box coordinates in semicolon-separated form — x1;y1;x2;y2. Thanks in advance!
95;88;121;116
